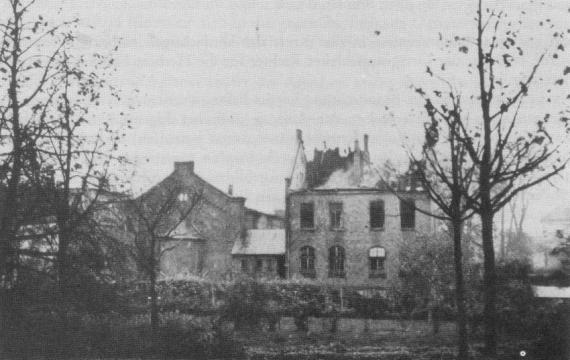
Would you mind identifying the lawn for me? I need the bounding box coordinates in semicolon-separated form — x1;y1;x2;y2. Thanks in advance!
234;317;527;360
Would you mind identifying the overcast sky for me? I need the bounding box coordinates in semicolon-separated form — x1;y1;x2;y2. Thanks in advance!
20;1;570;236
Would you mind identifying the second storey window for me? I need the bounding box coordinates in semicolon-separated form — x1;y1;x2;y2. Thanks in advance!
400;199;416;229
329;202;343;229
300;246;316;277
328;246;345;278
370;200;385;229
300;202;314;229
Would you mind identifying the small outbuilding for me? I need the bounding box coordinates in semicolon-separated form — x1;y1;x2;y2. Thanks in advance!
232;229;286;279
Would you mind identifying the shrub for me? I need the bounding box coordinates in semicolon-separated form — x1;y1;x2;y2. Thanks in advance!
1;311;244;359
347;290;390;319
221;279;269;330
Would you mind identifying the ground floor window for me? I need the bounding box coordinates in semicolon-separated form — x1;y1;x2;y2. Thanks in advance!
328;246;345;278
240;259;249;273
369;247;386;278
255;258;263;272
300;246;316;278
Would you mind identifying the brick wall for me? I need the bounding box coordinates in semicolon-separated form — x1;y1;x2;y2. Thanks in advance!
287;189;432;287
143;166;246;280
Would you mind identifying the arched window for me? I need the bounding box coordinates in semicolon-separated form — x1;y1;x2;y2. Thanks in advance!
369;247;386;278
328;246;345;278
300;246;316;278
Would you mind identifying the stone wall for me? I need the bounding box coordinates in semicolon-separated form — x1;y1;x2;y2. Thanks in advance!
287;189;432;286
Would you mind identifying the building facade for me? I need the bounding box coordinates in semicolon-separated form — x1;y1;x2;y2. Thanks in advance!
138;161;283;280
285;130;432;287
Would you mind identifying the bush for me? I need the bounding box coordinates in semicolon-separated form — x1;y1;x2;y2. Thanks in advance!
463;259;565;341
347;290;390;319
1;311;244;359
221;279;270;330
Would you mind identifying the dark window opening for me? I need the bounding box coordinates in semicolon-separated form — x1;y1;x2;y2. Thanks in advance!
195;242;206;275
267;258;275;272
255;259;263;272
329;202;343;229
400;199;416;229
300;202;315;229
241;259;248;273
328;246;345;278
300;246;316;278
369;247;386;278
370;200;385;229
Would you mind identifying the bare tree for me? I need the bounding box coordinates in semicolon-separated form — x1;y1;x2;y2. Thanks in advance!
407;89;478;358
45;51;130;305
416;0;569;356
129;180;203;348
0;0;78;291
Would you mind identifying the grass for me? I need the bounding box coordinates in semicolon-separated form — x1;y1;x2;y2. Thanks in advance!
235;317;535;360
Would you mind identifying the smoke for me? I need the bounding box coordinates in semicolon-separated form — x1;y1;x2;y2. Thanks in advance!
316;162;384;189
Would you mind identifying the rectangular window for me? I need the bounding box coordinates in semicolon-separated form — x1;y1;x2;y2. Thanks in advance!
369;247;386;278
369;257;386;278
370;200;385;229
255;259;263;272
267;258;275;272
241;259;248;273
300;246;316;278
300;202;314;229
328;246;346;278
400;199;416;229
329;202;343;229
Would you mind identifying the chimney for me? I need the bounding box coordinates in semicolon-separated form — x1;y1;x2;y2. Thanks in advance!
174;161;194;174
363;134;369;154
228;184;233;196
353;139;362;184
296;129;303;144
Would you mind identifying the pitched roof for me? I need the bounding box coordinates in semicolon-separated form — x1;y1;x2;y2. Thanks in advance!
231;229;285;255
244;207;284;221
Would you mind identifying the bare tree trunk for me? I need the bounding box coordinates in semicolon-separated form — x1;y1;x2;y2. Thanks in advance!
477;0;497;354
0;0;23;292
452;220;468;358
481;209;497;356
150;266;159;349
500;209;505;260
149;235;160;350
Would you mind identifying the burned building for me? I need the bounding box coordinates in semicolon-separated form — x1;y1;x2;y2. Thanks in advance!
285;130;432;287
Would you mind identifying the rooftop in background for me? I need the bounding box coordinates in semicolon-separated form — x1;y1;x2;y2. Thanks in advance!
231;229;285;255
288;129;425;192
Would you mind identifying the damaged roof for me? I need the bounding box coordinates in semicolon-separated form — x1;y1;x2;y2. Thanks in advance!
288;130;425;192
231;229;285;255
306;147;354;188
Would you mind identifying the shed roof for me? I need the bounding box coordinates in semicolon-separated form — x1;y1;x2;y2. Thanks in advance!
231;229;285;255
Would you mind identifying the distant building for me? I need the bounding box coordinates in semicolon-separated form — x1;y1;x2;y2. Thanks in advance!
285;130;432;287
137;161;284;280
536;207;570;270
